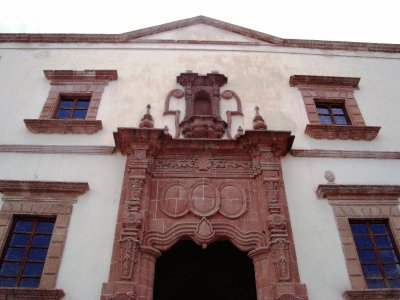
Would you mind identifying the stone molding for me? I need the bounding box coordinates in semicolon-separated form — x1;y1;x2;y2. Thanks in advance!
44;70;118;82
24;119;103;134
25;69;117;135
0;144;115;155
319;183;400;290
316;184;400;200
291;75;380;141
305;124;380;141
0;288;65;300
291;149;400;160
289;75;360;88
0;180;89;291
1;16;399;53
343;289;400;299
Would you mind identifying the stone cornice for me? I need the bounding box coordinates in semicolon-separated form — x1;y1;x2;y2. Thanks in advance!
317;184;400;200
0;180;89;202
291;149;400;160
0;288;65;300
305;124;380;141
343;289;400;299
1;16;399;53
44;70;118;82
113;128;294;156
24;119;103;134
289;75;360;88
0;144;115;155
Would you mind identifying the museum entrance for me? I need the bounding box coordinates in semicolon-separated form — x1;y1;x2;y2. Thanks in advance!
152;240;257;300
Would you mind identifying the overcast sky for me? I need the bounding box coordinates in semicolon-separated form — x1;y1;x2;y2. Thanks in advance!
1;0;399;44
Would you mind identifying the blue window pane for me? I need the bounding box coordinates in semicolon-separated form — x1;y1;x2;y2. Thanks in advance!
354;236;373;248
72;109;87;119
379;250;399;262
358;250;377;262
56;109;70;119
35;222;54;234
367;279;385;289
371;224;388;234
31;235;51;247
351;224;369;234
384;264;400;277
76;100;90;108
362;264;381;278
22;263;43;276
332;108;345;115
0;277;17;287
15;221;33;232
375;235;393;248
389;279;400;288
20;277;40;288
10;234;29;246
319;115;332;124
59;100;74;108
0;262;20;275
28;249;47;262
335;116;348;125
5;248;25;261
317;107;329;114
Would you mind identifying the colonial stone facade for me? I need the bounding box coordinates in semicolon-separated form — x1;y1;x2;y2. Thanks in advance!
0;16;400;300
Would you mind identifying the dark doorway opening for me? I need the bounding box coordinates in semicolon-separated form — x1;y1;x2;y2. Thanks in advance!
153;240;257;300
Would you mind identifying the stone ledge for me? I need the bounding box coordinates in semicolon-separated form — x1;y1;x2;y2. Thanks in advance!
289;75;360;88
24;119;102;134
317;185;400;200
44;70;118;81
343;289;400;300
0;288;65;300
305;124;380;141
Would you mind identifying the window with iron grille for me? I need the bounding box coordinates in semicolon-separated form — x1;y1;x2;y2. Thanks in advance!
0;217;55;287
55;95;91;119
315;102;350;125
350;220;400;289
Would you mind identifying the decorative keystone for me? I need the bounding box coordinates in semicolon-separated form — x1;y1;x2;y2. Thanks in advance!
139;104;154;129
253;106;267;130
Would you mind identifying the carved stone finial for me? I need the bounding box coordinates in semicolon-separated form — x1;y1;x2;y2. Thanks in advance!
163;126;169;135
324;170;336;184
253;106;267;130
139;104;154;129
235;126;244;139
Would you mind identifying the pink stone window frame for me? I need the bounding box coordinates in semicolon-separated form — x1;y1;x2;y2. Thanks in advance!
317;184;400;298
24;70;117;134
0;180;89;299
290;75;380;140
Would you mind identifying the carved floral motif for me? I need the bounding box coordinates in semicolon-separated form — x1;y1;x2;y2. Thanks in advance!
154;158;253;170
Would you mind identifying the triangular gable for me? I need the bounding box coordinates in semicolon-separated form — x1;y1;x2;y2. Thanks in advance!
133;23;266;43
120;16;282;44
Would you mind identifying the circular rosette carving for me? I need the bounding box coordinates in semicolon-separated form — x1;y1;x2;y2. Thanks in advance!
161;184;189;218
189;182;220;217
218;184;247;219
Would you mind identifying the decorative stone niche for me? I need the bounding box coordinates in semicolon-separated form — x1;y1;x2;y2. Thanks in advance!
177;72;228;138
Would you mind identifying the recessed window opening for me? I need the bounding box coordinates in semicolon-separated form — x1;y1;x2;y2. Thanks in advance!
350;220;400;289
0;216;55;287
55;95;91;119
315;100;350;125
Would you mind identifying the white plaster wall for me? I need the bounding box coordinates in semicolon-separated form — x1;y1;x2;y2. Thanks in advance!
0;44;399;149
0;153;125;300
282;156;400;300
1;39;400;299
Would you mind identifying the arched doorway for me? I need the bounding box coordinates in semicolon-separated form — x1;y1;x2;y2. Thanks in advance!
153;240;257;300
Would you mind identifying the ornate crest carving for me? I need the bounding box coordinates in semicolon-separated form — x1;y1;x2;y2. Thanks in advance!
120;237;139;280
194;217;215;247
270;239;290;282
